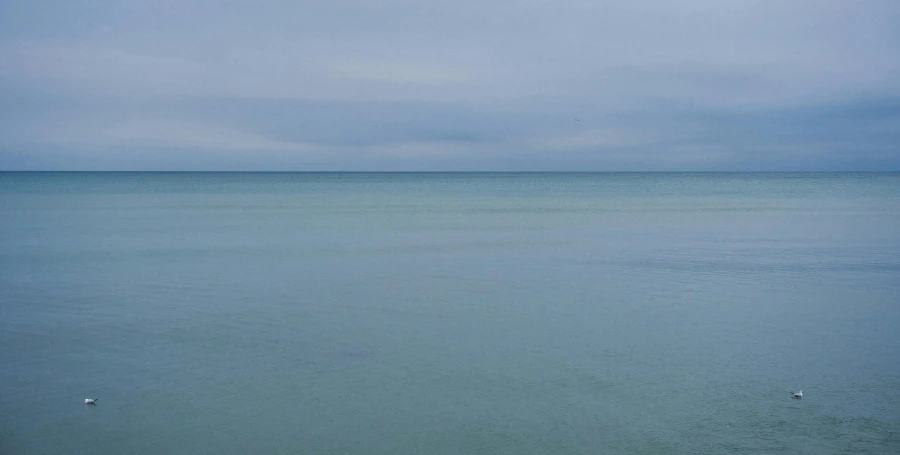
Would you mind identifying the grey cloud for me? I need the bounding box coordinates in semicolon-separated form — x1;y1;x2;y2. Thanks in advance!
1;0;899;170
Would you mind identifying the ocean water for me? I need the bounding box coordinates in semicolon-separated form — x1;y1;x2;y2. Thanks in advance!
1;172;898;454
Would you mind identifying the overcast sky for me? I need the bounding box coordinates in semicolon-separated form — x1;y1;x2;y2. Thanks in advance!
1;0;898;170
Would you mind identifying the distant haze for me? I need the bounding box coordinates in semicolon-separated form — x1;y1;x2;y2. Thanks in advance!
1;0;898;171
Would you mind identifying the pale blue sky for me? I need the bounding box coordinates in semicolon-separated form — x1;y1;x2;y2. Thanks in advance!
1;0;898;170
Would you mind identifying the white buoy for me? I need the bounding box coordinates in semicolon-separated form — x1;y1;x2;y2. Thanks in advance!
84;398;97;405
792;390;803;399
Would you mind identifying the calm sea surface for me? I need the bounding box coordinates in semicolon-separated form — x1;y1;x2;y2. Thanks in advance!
1;172;899;454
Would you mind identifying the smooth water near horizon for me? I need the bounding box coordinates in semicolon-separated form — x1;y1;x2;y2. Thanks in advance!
2;172;899;454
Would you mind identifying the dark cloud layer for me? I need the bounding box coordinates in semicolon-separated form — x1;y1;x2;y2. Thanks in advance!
1;0;898;170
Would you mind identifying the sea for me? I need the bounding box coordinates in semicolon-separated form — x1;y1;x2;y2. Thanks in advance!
1;172;898;454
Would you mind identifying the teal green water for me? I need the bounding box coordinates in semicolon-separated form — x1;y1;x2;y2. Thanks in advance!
1;172;899;454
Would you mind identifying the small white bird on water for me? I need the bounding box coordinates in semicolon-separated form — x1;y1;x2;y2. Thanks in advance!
84;398;97;405
792;390;803;399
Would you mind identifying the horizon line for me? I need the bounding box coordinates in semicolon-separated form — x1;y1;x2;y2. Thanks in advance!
1;170;899;174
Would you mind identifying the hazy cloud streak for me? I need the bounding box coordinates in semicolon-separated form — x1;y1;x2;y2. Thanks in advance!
1;0;898;170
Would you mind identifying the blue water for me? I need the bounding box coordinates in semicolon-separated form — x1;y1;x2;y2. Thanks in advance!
1;172;899;454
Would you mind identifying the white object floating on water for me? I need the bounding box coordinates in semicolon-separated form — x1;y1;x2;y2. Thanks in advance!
792;390;803;399
84;398;97;405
